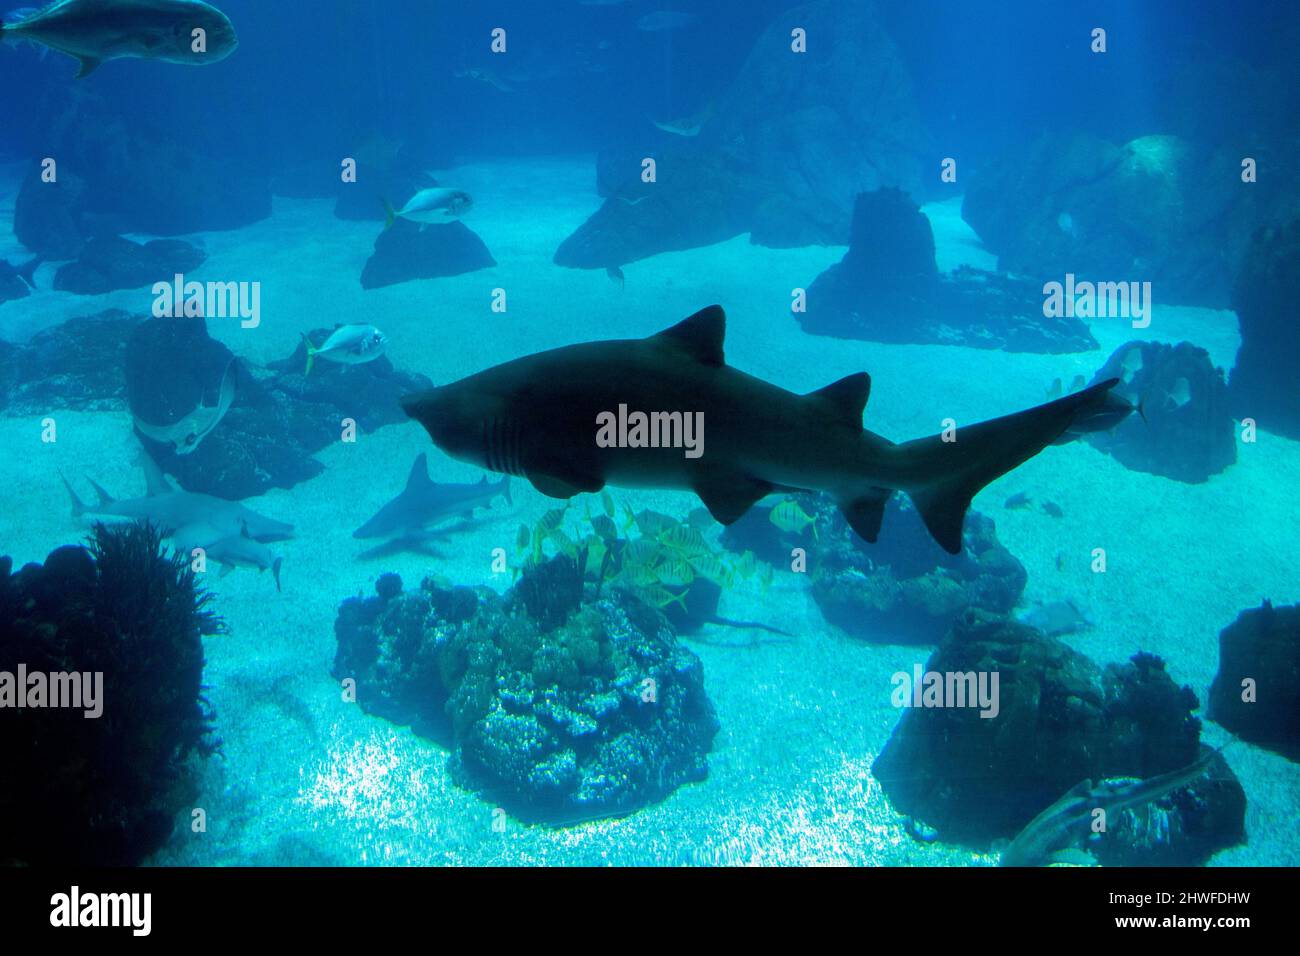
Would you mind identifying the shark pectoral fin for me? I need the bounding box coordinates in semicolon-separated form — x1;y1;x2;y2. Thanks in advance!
693;473;773;525
528;471;603;500
841;489;892;542
218;563;234;578
75;57;102;79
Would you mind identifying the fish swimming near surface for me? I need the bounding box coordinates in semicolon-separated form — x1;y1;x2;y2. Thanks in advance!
383;187;473;229
173;520;282;590
400;305;1134;554
353;453;511;541
133;355;236;455
651;116;702;137
999;747;1221;867
301;325;387;376
62;453;293;542
0;0;239;78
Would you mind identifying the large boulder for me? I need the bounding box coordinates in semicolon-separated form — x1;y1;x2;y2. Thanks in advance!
360;219;495;289
1209;601;1300;761
1083;340;1237;482
12;168;87;260
53;235;206;296
803;190;1098;353
1229;217;1300;437
873;614;1205;843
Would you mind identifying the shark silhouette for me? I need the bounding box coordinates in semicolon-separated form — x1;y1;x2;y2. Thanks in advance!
62;454;293;543
353;453;511;540
401;306;1132;553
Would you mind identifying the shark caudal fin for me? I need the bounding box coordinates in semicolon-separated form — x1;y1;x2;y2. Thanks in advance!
300;333;317;377
894;379;1129;554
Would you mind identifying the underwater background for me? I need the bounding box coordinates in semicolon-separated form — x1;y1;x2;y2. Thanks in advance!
1;0;1298;867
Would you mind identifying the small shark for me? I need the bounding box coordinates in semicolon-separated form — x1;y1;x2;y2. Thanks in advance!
353;453;511;540
0;0;239;78
174;520;282;590
401;306;1132;554
999;748;1220;867
62;454;293;542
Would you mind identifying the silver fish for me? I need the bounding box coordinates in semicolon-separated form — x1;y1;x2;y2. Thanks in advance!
1;0;238;78
383;187;473;229
301;325;387;376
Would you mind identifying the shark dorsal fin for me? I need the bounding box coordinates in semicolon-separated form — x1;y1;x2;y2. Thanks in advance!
806;373;871;428
651;305;725;368
404;454;431;492
140;452;174;496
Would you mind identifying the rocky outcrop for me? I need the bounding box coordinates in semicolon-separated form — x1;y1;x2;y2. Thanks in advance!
803;189;1098;352
555;0;928;266
333;562;719;824
360;219;495;289
873;615;1207;843
53;235;206;296
1229;217;1300;438
1209;601;1300;761
962;132;1295;309
1083;340;1236;482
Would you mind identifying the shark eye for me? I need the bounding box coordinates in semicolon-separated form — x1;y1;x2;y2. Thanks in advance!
184;433;198;447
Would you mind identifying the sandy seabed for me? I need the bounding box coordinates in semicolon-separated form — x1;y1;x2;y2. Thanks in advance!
1;157;1296;866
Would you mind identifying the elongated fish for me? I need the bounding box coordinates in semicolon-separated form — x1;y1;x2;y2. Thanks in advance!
0;0;238;78
174;520;282;590
999;748;1220;867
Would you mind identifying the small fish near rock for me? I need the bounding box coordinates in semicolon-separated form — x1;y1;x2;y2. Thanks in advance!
0;0;239;78
383;187;473;229
300;325;387;376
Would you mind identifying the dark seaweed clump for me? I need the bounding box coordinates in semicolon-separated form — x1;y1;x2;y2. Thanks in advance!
334;558;719;824
0;521;223;865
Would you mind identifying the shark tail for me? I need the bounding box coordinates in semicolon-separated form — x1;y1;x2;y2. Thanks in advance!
382;198;397;231
300;332;317;377
874;379;1127;554
271;557;282;592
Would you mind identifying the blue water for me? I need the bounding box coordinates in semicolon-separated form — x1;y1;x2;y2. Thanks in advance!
1;1;1297;867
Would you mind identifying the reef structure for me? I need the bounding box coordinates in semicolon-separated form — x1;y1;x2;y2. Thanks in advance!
333;559;719;824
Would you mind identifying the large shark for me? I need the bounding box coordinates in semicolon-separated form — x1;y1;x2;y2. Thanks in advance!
353;453;511;540
62;454;293;542
0;0;238;78
400;306;1135;553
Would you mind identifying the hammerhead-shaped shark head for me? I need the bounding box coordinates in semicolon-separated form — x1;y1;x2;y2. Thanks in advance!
353;453;511;540
401;305;1132;553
